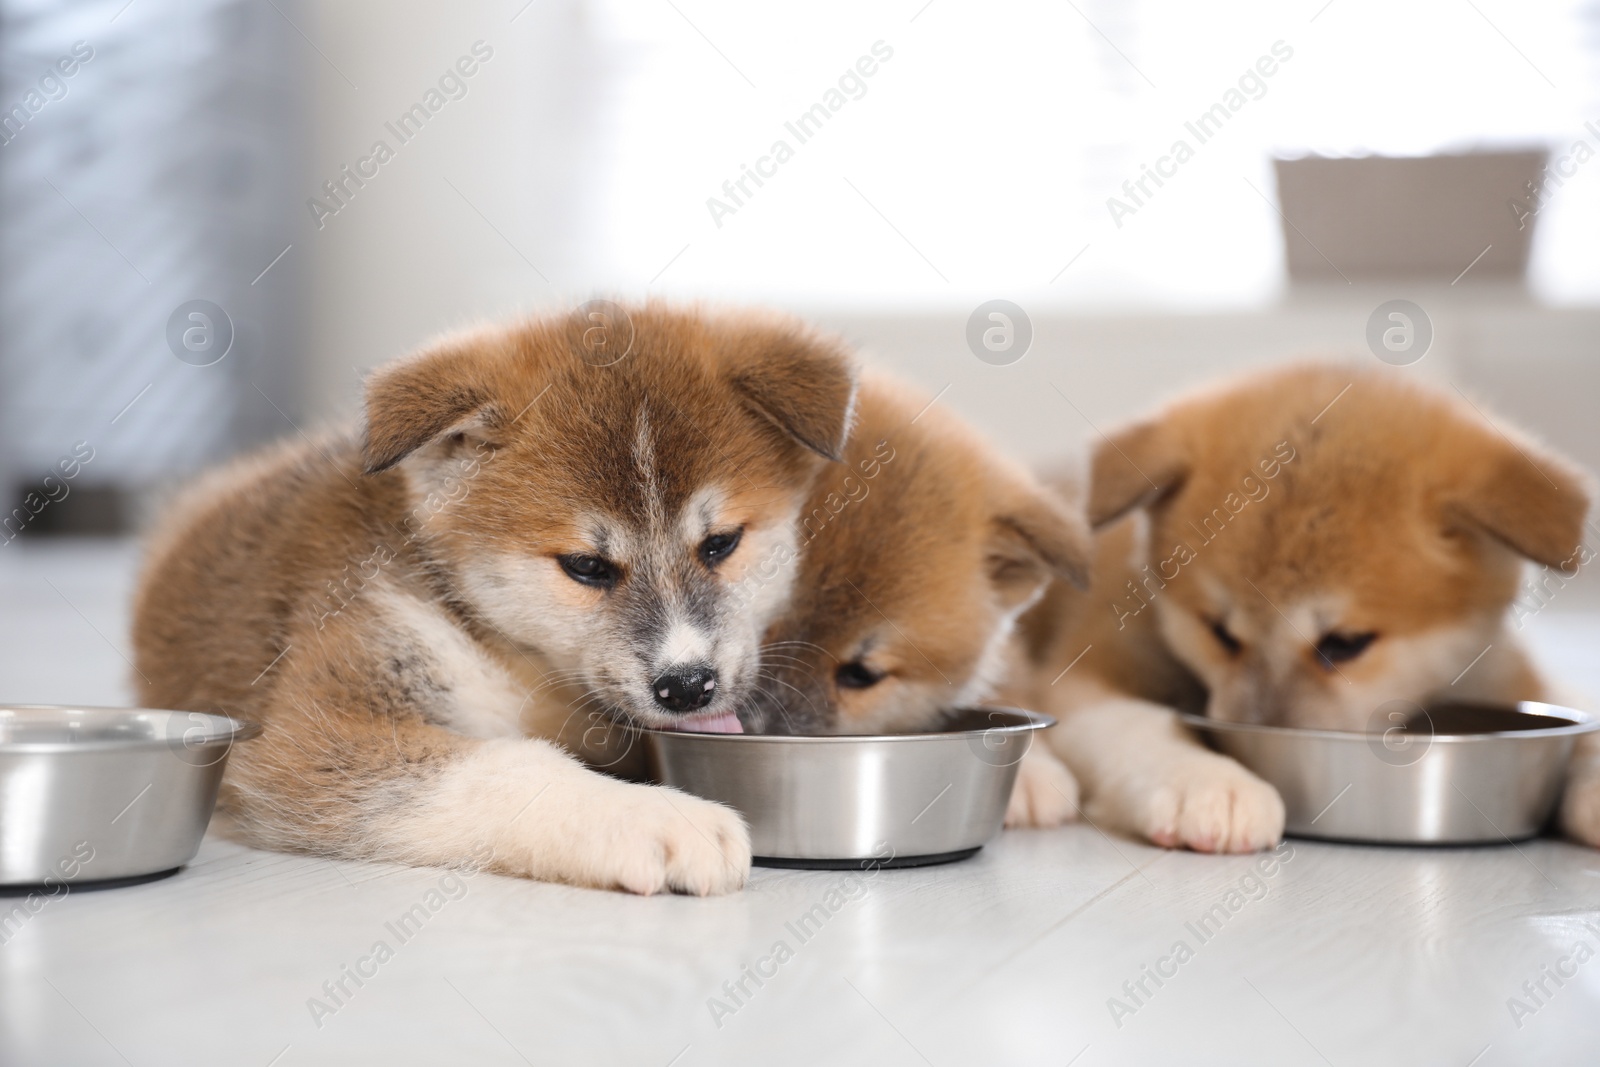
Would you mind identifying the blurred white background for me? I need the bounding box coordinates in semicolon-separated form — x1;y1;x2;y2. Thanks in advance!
2;0;1597;568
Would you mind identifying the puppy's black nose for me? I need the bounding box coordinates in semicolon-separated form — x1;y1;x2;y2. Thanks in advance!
652;666;717;712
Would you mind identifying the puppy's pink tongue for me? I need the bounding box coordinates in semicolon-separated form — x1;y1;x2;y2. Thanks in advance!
666;712;744;734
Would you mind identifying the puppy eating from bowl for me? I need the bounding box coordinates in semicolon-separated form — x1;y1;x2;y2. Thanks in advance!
1013;362;1595;853
745;369;1092;828
132;305;858;895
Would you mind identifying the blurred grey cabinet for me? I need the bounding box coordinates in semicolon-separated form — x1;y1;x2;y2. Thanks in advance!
0;0;304;532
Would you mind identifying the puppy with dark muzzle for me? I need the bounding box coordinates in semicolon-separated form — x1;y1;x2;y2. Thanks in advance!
132;305;857;894
743;369;1093;828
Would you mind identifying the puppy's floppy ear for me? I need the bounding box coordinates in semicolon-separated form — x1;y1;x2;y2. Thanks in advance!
989;482;1095;601
728;333;858;462
1446;429;1594;568
361;340;498;474
1089;418;1189;528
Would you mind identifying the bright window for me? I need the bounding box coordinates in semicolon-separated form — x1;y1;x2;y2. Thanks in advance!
589;0;1600;307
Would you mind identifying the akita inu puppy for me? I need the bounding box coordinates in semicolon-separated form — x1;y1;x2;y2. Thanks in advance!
132;305;858;894
1015;362;1594;853
744;369;1092;828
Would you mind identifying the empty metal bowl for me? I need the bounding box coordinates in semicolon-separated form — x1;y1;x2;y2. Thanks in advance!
638;708;1053;868
1181;701;1600;844
0;705;260;886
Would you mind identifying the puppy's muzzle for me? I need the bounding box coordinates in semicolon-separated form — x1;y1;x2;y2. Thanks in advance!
653;665;717;713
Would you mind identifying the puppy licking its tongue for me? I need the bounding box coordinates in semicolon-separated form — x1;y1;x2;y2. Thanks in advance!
659;712;744;734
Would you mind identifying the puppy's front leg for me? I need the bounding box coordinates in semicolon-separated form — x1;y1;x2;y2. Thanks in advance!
229;708;750;894
1559;731;1600;848
1047;697;1284;853
1004;745;1080;829
386;738;752;894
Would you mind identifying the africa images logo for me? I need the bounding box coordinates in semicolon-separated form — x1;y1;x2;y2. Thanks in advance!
705;41;894;228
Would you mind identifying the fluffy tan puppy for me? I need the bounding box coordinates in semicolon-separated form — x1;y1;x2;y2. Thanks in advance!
746;369;1092;827
133;305;859;894
1015;362;1595;852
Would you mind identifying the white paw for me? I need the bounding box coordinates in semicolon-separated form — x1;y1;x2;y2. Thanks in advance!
1133;758;1284;854
1005;747;1080;829
1560;775;1600;848
564;782;752;896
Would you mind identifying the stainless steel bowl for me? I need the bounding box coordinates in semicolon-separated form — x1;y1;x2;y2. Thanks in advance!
1182;701;1600;844
0;706;260;886
639;708;1053;868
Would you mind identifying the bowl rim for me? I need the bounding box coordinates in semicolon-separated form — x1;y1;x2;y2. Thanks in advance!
637;705;1055;743
0;705;263;753
1179;701;1600;743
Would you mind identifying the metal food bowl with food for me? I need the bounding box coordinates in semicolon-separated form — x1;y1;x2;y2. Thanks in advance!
1182;701;1600;845
639;708;1053;868
0;706;260;886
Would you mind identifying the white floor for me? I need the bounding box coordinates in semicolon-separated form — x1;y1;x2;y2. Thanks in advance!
4;540;1600;1066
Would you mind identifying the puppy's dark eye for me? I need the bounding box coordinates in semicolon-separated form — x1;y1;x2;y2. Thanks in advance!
1209;619;1242;655
557;554;618;588
699;528;743;567
835;661;883;690
1316;631;1376;667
